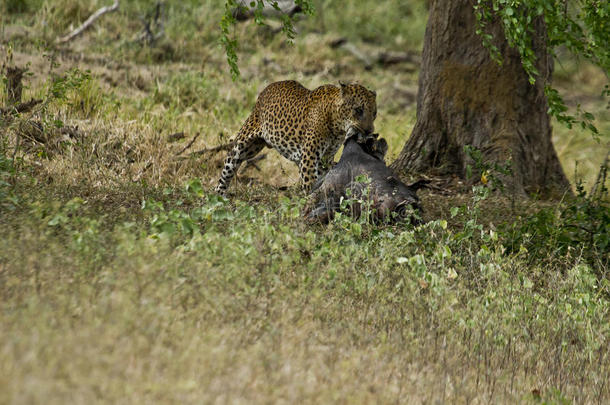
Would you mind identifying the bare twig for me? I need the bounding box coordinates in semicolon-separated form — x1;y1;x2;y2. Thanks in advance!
240;154;267;172
133;161;153;182
177;141;236;161
590;151;609;199
167;132;185;143
175;133;200;156
137;1;165;45
57;1;120;44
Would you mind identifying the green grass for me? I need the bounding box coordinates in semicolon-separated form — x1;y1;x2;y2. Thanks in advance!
1;1;609;403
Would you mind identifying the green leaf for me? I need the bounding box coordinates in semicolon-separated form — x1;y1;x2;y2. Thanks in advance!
185;178;204;197
351;222;362;236
442;245;452;259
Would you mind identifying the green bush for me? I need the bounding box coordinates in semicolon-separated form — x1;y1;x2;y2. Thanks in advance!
3;0;42;14
501;183;609;274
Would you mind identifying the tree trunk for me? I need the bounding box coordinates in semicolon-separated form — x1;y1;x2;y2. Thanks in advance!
391;0;570;197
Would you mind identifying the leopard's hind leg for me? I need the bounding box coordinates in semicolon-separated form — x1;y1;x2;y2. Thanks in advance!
215;115;266;196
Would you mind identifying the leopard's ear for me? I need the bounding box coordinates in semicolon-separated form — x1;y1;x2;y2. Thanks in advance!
339;81;348;94
370;89;377;98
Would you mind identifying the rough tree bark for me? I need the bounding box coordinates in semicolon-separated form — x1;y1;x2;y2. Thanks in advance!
391;0;571;196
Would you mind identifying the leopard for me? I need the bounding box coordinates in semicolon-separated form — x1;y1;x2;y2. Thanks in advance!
214;80;377;196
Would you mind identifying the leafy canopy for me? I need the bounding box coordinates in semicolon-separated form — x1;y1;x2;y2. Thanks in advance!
474;0;608;135
220;0;314;80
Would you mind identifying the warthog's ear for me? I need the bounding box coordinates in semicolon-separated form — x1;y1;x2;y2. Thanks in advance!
386;176;400;187
362;134;376;148
408;179;431;191
374;138;388;159
357;132;369;143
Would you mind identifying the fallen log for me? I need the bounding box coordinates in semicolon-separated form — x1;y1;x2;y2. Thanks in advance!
329;38;420;69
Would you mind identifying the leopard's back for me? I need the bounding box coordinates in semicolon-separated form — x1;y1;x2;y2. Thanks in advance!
215;80;376;195
252;81;342;161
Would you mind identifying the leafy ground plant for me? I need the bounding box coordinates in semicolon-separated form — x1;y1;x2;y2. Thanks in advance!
1;175;608;403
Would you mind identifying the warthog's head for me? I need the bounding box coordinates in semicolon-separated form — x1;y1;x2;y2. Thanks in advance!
305;131;428;225
341;175;425;224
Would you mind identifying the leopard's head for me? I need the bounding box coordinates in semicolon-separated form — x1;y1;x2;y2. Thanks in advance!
336;82;377;137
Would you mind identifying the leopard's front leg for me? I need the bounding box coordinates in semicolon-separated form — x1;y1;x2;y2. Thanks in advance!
319;141;341;176
298;142;322;192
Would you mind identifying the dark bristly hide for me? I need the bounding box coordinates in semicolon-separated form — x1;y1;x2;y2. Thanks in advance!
305;131;428;224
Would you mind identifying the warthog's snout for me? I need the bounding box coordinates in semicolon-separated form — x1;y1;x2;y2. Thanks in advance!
395;201;412;218
394;200;423;224
345;127;377;142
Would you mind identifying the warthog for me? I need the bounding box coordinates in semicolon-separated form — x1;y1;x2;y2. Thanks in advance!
305;130;427;224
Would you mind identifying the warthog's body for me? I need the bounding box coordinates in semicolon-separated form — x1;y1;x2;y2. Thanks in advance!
305;132;427;224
